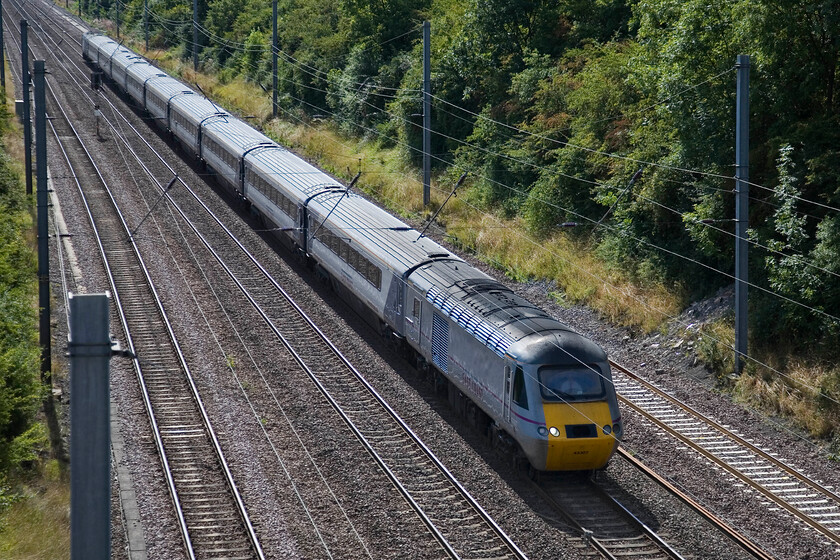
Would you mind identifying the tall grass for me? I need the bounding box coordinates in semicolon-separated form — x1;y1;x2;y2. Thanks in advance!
734;363;840;440
0;462;69;560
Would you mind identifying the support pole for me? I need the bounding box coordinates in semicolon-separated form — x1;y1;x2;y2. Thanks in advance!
115;0;120;40
0;0;5;92
69;293;112;560
734;55;750;374
272;0;277;118
192;0;198;71
422;21;431;207
21;19;32;196
35;60;50;380
144;0;148;51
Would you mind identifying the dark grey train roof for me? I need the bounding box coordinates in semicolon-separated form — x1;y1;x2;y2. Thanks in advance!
419;261;576;358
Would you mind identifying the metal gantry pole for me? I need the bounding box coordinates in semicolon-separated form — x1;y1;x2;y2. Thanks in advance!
69;293;112;560
734;55;750;374
35;59;50;380
144;0;148;51
192;0;198;71
272;0;277;118
21;19;32;196
0;0;5;92
422;20;431;207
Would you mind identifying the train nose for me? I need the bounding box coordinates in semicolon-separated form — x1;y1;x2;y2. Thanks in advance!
543;402;619;470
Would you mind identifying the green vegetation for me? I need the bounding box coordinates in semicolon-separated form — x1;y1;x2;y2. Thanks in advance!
0;99;41;475
90;1;840;440
0;78;66;554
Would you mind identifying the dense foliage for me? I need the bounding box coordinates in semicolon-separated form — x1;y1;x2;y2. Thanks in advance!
0;102;40;475
111;0;840;350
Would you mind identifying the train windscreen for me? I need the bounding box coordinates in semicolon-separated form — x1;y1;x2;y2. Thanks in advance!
538;365;605;402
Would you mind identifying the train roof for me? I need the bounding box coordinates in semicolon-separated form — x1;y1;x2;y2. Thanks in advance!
111;45;140;66
170;94;229;124
410;260;593;360
125;61;166;83
247;146;344;197
202;117;275;153
307;188;461;276
145;76;195;101
85;33;117;52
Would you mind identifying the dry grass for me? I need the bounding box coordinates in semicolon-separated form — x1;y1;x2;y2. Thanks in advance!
0;462;70;560
734;361;840;439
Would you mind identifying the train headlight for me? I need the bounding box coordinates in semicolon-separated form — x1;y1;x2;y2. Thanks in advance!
537;427;548;437
549;426;560;437
603;424;612;435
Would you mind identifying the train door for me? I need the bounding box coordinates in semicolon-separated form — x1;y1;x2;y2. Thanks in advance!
405;292;421;346
503;365;512;424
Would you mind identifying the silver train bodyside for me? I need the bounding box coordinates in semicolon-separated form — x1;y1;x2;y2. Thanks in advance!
82;32;622;471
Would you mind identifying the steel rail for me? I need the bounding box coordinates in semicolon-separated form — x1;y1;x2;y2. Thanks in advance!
1;9;201;558
529;477;683;560
36;14;529;559
101;101;524;559
616;448;775;560
613;360;840;506
5;3;265;557
21;4;525;556
612;360;840;548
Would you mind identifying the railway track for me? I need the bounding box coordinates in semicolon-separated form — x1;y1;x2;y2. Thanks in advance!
106;91;529;560
533;474;684;560
612;360;840;554
3;3;264;558
13;3;529;557
14;2;833;559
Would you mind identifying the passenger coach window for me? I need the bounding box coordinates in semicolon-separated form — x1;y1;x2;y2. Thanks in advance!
317;229;381;290
512;367;528;410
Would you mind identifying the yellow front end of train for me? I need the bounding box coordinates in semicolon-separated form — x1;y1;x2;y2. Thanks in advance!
542;401;619;471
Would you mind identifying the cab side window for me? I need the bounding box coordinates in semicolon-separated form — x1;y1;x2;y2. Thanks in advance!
512;366;528;410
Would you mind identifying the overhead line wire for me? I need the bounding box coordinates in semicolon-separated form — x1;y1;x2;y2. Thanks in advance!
92;7;840;413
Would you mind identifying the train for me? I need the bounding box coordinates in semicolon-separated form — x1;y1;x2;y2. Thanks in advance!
82;31;622;472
